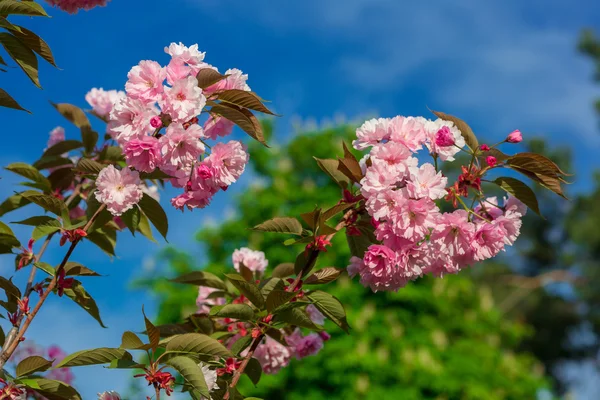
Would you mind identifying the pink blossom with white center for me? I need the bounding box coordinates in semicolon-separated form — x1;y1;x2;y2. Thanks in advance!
406;163;448;200
46;126;65;149
232;247;268;273
204;68;251;95
365;189;405;221
94;165;143;216
196;286;225;314
124;136;162;172
204;140;249;187
159;124;205;169
389;116;427;152
98;391;121;400
160;76;206;123
354;244;407;292
125;60;166;103
360;159;406;196
390;197;439;242
285;329;324;359
203;116;235;140
472;222;506;261
85;88;125;118
353;118;391;150
504;195;527;216
254;336;291;374
109;97;156;144
375;222;413;250
165;59;192;86
424;118;465;161
494;211;523;246
165;43;206;70
44;0;109;14
306;304;325;325
370;141;413;166
431;209;476;267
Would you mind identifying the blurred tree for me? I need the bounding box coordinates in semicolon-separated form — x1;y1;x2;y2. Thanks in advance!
579;29;600;116
137;121;549;399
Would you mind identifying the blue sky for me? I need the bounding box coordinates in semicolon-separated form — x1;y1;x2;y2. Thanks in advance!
1;0;600;398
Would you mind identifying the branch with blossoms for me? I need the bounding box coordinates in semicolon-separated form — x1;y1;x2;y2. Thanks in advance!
0;41;274;399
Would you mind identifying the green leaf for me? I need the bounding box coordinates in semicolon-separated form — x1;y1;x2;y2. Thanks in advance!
139;169;174;180
260;277;284;298
0;87;29;112
432;110;479;151
0;276;20;312
120;206;140;235
0;0;49;17
0;32;39;87
493;177;542;217
81;126;99;154
226;273;265;309
5;162;51;191
0;324;4;347
51;102;91;129
304;267;342;285
62;281;107;328
271;263;294;278
273;307;321;330
196;68;227;89
143;307;160;351
137;212;156;242
170;271;227;291
230;335;253;356
55;348;132;368
210;104;268;147
11;26;56;66
21;190;66;216
164;356;210;399
107;359;145;369
294;250;317;275
252;217;303;235
34;261;55;276
98;145;124;162
16;355;53;377
165;333;232;358
210;303;255;320
74;158;104;174
31;218;62;240
16;378;81;400
62;261;101;277
86;230;116;256
244;357;262;386
119;331;146;350
337;142;363;183
266;289;296;312
314;157;350;188
0;193;30;217
321;202;355;222
346;223;376;258
42;140;84;158
47;168;75;191
306;290;350;333
33;155;74;171
138;193;168;240
217;89;276;115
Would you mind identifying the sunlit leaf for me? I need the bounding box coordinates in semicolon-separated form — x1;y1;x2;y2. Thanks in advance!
493;177;542;216
306;290;350;333
16;356;53;377
55;348;132;368
0;32;39;87
252;217;303;235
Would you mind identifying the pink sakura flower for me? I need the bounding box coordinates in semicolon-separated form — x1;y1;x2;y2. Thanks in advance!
196;286;225;314
365;189;404;221
204;68;251;95
391;197;439;242
504;195;527;216
472;222;506;261
424;119;465;161
204;140;249;187
46;126;65;149
474;197;504;221
85;88;125;118
285;329;324;359
170;176;217;211
165;59;192;86
164;42;206;73
125;60;166;103
159;76;206;123
109;97;156;144
406;163;448;200
359;159;407;196
159;124;205;169
370;141;413;166
494;211;523;246
306;304;325;325
389;116;428;152
506;129;523;143
232;247;268;274
353;118;391;150
353;244;408;292
203;115;235;140
44;0;109;14
486;156;497;167
254;336;291;374
124;136;162;173
431;210;476;267
98;391;121;400
94;165;143;216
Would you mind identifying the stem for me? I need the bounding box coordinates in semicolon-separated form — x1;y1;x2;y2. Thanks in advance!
155;385;161;400
0;204;106;369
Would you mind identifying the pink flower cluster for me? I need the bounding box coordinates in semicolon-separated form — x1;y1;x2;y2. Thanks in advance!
44;0;109;14
108;43;251;211
85;88;125;118
94;165;143;216
348;116;526;292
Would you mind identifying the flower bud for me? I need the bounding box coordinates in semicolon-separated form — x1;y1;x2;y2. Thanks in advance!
506;129;522;143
